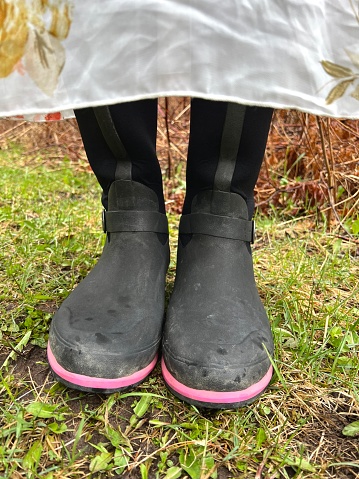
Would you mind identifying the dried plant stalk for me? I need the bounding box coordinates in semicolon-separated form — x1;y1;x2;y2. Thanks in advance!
0;100;358;225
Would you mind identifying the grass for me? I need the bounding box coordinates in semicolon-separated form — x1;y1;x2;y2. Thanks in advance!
0;147;358;479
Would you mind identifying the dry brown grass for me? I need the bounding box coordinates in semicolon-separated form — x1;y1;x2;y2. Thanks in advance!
1;98;358;225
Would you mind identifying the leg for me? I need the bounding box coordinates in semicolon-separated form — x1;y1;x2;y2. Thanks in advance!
48;100;169;392
162;99;274;408
74;99;165;212
183;98;273;217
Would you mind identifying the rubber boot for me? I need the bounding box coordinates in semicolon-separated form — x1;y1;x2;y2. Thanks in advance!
162;102;274;408
48;106;169;393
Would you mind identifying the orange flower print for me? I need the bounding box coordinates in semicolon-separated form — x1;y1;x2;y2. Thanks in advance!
45;112;62;121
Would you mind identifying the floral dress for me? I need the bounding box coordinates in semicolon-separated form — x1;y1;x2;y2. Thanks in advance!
1;0;359;120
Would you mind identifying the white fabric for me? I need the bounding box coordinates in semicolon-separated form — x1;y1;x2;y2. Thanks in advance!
1;0;359;119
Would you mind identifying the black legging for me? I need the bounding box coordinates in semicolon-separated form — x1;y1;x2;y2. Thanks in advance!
75;99;273;217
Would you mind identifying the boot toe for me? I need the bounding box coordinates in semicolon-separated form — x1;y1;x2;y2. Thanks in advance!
162;328;273;408
48;303;161;392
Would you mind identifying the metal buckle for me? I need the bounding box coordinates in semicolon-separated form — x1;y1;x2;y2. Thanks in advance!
102;209;107;233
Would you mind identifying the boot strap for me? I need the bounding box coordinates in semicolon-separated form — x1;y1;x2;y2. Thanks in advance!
180;213;255;243
103;210;168;234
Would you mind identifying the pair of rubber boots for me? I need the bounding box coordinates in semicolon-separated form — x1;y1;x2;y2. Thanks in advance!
48;179;273;409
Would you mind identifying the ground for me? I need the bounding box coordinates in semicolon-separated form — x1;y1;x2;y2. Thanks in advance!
0;103;358;478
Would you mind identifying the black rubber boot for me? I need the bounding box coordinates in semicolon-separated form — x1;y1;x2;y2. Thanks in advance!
48;104;169;393
162;101;274;408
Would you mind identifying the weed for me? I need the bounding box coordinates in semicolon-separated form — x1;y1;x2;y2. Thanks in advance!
0;129;358;478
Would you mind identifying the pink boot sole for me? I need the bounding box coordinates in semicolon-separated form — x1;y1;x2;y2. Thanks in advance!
162;358;272;408
48;343;157;392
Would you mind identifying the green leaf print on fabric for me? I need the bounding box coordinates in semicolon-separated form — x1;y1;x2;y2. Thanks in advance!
321;3;359;104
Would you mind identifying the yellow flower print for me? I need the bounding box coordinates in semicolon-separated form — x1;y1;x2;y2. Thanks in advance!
49;3;72;40
0;0;73;95
0;1;29;78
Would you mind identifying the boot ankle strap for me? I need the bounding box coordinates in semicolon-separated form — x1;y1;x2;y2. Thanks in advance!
103;210;168;234
180;213;255;243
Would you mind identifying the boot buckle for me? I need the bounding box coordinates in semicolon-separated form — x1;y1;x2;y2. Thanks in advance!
102;209;107;233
